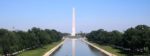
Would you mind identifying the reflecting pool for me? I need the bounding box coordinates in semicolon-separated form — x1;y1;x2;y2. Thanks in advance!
51;38;107;56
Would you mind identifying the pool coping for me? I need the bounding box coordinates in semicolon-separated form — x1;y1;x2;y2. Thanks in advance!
82;39;117;56
43;40;64;56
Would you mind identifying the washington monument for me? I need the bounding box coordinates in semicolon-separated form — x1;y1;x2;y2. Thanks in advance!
72;8;76;36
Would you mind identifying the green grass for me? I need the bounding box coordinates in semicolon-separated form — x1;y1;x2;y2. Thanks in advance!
90;41;149;56
90;42;127;56
0;48;2;56
17;41;62;56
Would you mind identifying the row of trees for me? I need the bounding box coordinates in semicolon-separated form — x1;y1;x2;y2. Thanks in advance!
86;25;150;55
0;27;62;56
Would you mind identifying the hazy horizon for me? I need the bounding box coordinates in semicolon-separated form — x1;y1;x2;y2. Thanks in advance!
0;0;150;33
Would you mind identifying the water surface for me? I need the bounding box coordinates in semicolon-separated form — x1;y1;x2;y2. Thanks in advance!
51;38;107;56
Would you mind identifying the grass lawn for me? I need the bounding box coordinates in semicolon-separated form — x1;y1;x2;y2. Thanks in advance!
90;42;127;56
0;48;2;56
89;41;149;56
17;41;62;56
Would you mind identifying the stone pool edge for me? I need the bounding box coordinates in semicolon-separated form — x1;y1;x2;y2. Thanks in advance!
43;40;64;56
82;39;117;56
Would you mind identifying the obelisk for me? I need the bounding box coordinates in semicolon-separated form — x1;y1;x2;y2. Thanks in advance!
72;8;76;56
72;8;76;36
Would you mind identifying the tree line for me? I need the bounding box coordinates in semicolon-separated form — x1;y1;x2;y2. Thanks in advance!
86;25;150;55
0;27;62;56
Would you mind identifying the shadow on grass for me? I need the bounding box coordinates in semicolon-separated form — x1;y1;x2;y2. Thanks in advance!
110;45;149;56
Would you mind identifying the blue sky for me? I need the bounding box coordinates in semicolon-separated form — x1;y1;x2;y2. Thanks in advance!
0;0;150;33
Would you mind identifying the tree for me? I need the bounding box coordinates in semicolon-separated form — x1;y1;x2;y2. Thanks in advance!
86;25;150;55
0;27;62;55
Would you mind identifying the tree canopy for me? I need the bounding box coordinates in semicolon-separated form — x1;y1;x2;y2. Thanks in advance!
86;25;150;55
0;27;62;56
